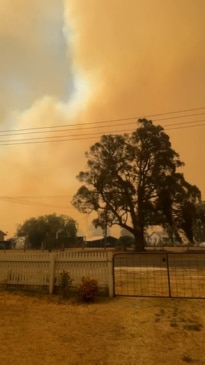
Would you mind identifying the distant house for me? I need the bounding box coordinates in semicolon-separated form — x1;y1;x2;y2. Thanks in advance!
146;229;181;247
146;232;162;247
56;236;85;249
0;230;12;250
86;236;118;248
0;230;7;241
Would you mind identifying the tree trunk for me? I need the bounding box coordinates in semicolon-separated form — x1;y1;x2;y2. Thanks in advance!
133;227;145;251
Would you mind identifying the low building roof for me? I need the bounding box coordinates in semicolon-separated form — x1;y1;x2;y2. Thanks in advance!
0;230;7;235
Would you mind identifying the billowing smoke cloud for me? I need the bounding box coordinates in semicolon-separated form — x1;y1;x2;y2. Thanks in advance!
64;0;205;200
65;0;205;114
0;0;72;121
0;0;205;236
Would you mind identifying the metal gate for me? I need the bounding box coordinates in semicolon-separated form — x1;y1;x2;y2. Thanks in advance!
113;252;205;298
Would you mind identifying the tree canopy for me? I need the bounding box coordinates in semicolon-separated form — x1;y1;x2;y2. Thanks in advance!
16;214;78;250
193;201;205;243
72;119;201;250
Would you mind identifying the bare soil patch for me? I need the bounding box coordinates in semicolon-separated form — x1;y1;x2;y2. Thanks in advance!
0;290;205;365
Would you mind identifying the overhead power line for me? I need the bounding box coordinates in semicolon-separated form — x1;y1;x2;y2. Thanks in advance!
0;195;72;199
0;121;205;146
0;106;205;145
0;195;73;209
0;106;205;134
1;123;205;145
1;112;205;138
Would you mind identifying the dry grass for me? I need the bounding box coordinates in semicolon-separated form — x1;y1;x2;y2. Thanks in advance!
0;290;205;365
114;267;205;298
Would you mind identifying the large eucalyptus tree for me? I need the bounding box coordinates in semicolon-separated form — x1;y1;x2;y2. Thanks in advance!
72;119;201;250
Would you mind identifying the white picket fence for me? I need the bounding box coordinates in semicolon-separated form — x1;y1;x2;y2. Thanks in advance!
0;250;114;297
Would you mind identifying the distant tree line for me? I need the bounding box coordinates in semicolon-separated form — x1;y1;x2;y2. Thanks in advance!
16;214;78;250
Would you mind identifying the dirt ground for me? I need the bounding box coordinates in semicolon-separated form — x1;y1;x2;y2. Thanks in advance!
0;290;205;365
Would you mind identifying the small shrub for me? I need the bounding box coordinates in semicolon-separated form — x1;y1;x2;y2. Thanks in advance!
59;271;73;298
170;321;178;328
182;354;193;363
78;277;99;302
183;323;202;332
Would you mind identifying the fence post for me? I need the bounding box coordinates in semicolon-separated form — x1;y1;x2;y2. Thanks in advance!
107;251;114;297
165;253;172;298
49;252;56;294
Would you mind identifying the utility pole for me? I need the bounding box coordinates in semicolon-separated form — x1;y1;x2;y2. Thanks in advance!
103;206;108;249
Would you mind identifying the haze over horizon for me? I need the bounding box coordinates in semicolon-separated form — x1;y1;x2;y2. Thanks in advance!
0;0;205;238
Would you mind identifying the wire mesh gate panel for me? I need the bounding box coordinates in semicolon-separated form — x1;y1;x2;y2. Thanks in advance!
113;252;205;298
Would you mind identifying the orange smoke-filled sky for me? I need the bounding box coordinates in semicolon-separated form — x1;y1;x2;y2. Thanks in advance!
0;0;205;237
